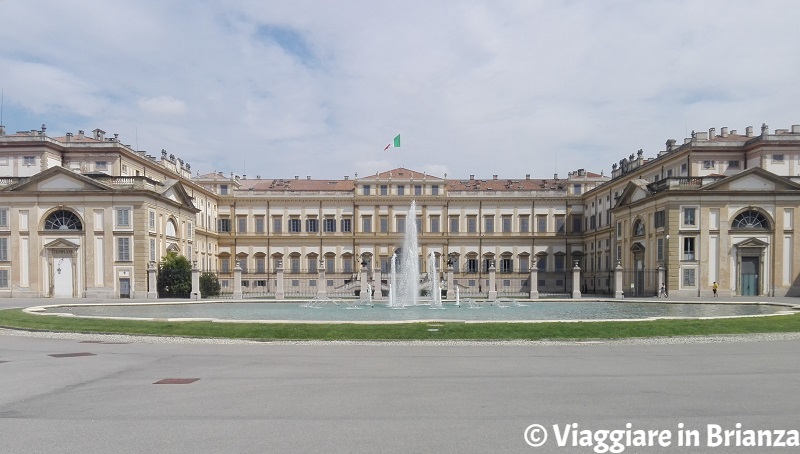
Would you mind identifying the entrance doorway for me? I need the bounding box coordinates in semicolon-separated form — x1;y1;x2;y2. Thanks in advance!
119;278;131;298
740;256;760;296
53;257;74;297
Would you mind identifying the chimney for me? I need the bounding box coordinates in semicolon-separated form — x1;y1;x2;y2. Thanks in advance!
256;175;261;179
554;173;559;180
708;127;716;138
344;176;349;180
307;176;311;180
525;174;530;180
0;125;4;136
578;169;586;176
65;132;73;142
113;133;119;142
666;138;676;152
695;131;708;141
93;128;105;141
78;130;85;139
745;126;753;137
721;127;729;137
492;175;498;180
295;176;299;180
761;123;769;136
469;175;474;181
41;124;47;134
242;174;246;179
793;125;800;133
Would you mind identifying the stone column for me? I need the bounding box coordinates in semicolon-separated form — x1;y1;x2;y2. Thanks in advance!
147;262;158;299
359;262;370;300
614;260;624;299
317;261;327;299
190;263;201;300
488;261;497;300
232;264;243;299
529;259;539;299
275;261;285;300
446;264;454;300
657;265;665;297
571;261;582;299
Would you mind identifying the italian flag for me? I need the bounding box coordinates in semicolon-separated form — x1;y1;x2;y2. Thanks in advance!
384;134;400;151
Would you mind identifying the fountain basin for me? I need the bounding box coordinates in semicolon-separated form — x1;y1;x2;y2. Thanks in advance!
29;300;798;323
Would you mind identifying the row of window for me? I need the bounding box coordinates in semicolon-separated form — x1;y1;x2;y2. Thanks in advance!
363;184;440;196
218;214;575;234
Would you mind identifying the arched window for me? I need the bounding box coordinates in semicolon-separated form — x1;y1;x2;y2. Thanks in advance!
732;210;770;230
44;210;83;230
166;219;178;237
632;219;645;237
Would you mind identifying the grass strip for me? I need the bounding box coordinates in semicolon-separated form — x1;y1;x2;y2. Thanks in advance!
2;309;800;340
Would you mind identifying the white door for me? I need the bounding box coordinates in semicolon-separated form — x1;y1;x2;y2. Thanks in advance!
54;257;74;297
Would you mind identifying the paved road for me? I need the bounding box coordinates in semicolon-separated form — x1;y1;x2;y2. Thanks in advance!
1;330;799;453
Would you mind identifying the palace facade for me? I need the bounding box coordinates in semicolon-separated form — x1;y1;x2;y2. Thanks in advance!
1;123;799;299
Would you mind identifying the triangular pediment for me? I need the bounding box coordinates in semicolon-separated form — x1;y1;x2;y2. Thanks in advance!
166;243;180;253
4;166;112;193
44;238;80;249
701;167;800;192
630;242;646;253
160;179;196;209
734;237;769;248
359;168;442;181
615;179;652;207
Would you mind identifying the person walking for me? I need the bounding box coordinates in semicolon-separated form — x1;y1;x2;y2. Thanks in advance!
659;283;668;298
712;281;718;297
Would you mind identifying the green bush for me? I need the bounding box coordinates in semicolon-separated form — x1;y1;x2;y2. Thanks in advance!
157;252;192;298
200;272;221;297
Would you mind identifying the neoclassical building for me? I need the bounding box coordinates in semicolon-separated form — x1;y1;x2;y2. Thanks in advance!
1;122;799;298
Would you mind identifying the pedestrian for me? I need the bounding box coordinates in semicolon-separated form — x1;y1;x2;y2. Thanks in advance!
659;283;667;298
712;281;718;297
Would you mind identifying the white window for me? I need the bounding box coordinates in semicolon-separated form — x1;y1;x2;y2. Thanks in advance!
117;237;131;261
166;219;177;237
23;156;35;166
0;237;7;261
0;208;7;228
95;161;108;171
773;154;785;163
116;208;131;228
187;222;193;239
150;238;156;262
149;210;156;231
0;269;8;288
683;207;696;226
702;160;714;169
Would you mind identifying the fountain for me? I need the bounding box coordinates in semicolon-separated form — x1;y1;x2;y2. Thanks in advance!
389;200;421;307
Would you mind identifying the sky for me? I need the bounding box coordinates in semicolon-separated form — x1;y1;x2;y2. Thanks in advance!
1;0;799;181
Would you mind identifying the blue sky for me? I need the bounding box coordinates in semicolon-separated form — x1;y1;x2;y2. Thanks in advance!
1;0;799;180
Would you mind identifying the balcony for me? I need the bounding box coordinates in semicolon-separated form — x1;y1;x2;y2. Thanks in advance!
647;176;725;194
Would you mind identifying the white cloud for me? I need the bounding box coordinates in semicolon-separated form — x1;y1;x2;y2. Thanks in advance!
138;96;188;116
1;0;799;179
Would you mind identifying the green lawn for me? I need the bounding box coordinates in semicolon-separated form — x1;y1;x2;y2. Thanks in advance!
2;309;800;340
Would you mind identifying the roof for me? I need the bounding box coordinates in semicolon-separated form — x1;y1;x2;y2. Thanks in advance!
359;168;441;180
237;178;355;192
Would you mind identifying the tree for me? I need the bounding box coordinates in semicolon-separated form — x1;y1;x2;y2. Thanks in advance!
200;272;221;298
157;252;192;298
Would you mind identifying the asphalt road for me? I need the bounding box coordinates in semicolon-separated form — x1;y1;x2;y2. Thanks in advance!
1;331;799;453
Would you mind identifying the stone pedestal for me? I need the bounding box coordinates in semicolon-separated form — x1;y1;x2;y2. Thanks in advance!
147;262;158;299
614;261;624;299
317;265;327;299
488;263;497;300
275;265;285;300
232;265;243;299
190;267;200;300
657;265;665;297
373;270;382;300
571;262;582;299
359;263;370;299
446;265;454;300
529;263;539;299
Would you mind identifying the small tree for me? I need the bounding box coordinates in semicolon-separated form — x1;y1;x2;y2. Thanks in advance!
157;252;192;298
200;272;221;298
